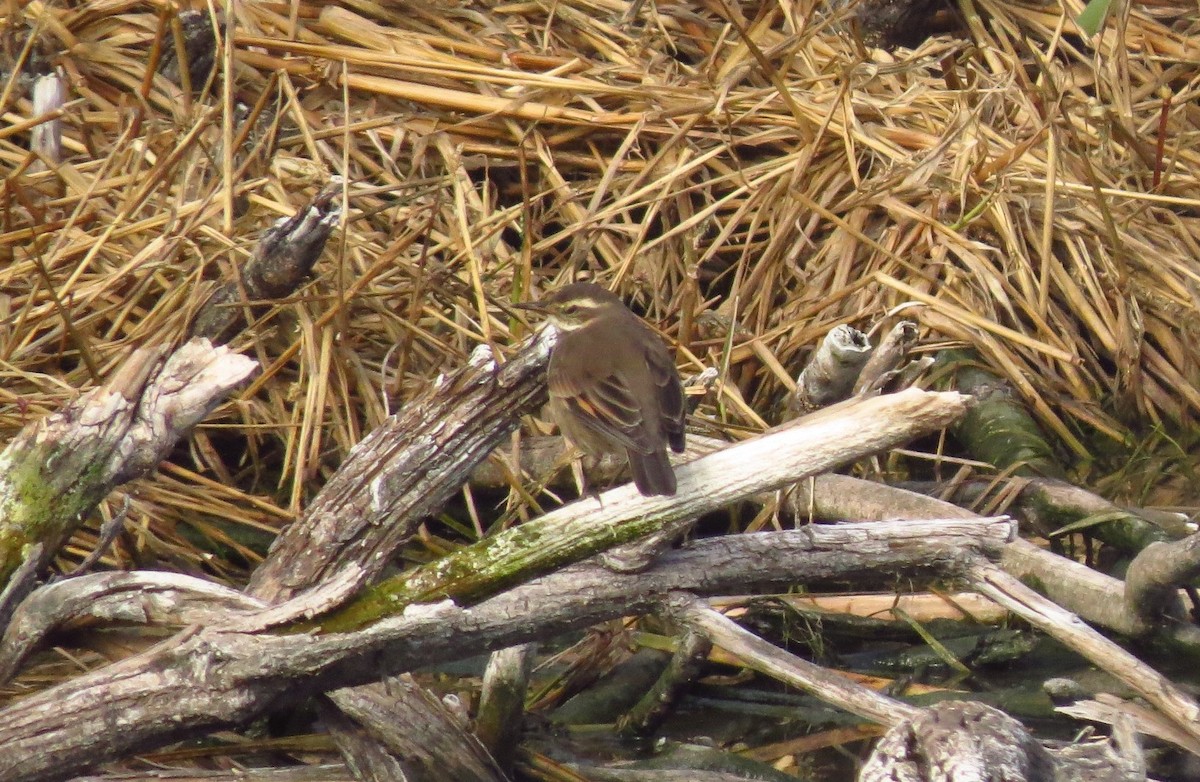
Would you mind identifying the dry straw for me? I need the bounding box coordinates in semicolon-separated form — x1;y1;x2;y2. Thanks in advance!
1;0;1198;573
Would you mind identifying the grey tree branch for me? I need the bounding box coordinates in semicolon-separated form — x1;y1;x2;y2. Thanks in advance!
674;595;918;727
476;643;536;772
247;333;554;604
0;571;265;682
786;324;871;417
323;678;503;782
1123;533;1200;632
764;471;1200;760
0;518;1009;782
853;320;921;396
968;561;1200;751
325;388;973;628
188;180;343;343
678;582;1145;781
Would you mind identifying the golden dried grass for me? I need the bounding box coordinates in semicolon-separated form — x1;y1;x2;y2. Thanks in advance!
1;0;1198;576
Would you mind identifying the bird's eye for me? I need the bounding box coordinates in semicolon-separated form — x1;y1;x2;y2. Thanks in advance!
561;304;579;315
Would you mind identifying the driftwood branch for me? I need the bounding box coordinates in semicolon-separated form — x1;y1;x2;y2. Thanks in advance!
678;588;1147;781
0;571;264;682
786;324;872;416
475;643;536;772
0;339;256;618
322;388;972;630
679;593;1146;781
1;388;974;674
0;378;973;781
617;629;710;736
247;333;554;604
322;678;503;782
968;561;1200;749
768;471;1200;760
0;519;1008;782
675;596;917;728
853;320;924;396
1123;533;1200;632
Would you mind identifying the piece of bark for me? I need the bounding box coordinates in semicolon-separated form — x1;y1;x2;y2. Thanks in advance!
786;471;978;524
1058;693;1194;759
0;518;1010;782
318;703;412;782
1002;538;1200;651
244;331;553;779
189;180;342;343
476;644;536;773
0;339;256;621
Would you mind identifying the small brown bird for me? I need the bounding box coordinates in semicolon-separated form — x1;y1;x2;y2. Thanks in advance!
516;282;686;495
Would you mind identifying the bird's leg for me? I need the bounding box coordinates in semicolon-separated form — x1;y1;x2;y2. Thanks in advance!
576;454;605;507
570;455;588;498
549;441;603;506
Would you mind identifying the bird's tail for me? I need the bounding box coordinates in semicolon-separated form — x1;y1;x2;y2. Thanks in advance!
628;448;676;496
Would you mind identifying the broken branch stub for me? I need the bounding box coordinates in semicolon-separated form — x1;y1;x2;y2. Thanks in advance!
189;180;343;343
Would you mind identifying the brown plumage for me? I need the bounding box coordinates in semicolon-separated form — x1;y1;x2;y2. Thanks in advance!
517;283;686;495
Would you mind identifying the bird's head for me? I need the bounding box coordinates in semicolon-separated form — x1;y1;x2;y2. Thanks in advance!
514;282;624;331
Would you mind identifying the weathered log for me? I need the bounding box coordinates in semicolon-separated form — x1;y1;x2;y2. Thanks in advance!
1123;533;1200;633
322;388;972;630
247;334;554;604
0;524;1005;779
786;324;871;416
476;643;536;773
322;677;503;782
